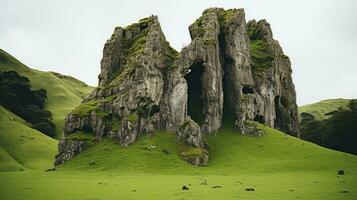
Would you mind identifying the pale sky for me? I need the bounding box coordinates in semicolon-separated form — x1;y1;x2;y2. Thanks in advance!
1;0;356;105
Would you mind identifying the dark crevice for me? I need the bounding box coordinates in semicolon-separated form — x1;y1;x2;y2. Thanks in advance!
254;114;265;124
222;57;236;127
219;31;236;128
242;85;254;94
274;96;289;133
184;61;204;125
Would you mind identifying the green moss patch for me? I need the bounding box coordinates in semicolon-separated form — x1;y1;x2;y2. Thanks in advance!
108;120;121;132
218;9;236;27
67;130;97;145
249;39;274;73
126;113;138;123
71;100;108;118
72;101;98;117
178;145;207;160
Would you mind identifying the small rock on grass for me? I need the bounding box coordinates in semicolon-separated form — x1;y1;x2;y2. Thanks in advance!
45;168;56;172
162;149;170;155
181;185;189;190
339;190;349;193
245;188;255;191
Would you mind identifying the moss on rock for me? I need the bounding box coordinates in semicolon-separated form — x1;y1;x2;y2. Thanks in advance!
67;130;97;145
72;101;99;117
127;113;138;123
249;39;274;73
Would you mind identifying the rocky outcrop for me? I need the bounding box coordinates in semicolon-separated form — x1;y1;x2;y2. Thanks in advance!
54;139;86;166
55;8;298;166
178;117;204;148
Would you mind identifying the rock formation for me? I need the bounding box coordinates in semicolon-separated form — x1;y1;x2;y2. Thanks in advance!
55;8;298;166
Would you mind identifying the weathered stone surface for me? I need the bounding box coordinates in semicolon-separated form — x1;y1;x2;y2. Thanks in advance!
54;139;86;166
178;117;204;148
55;8;298;166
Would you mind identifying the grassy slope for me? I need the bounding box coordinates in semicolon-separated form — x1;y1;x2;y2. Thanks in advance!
0;106;57;171
1;123;356;199
0;49;94;138
299;98;350;121
60;124;357;175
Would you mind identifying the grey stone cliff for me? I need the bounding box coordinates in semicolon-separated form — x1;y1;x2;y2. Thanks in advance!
55;8;298;166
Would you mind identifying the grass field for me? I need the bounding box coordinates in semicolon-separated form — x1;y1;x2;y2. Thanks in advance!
0;49;94;138
1;49;356;199
0;106;57;172
0;121;356;199
299;99;350;121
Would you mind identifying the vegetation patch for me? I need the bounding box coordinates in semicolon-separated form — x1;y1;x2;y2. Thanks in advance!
179;118;191;130
299;99;357;155
109;18;154;86
72;100;98;117
164;44;179;65
0;71;56;137
218;9;236;27
108;120;121;132
67;130;97;145
127;113;138;123
249;39;274;74
102;95;117;103
178;145;207;160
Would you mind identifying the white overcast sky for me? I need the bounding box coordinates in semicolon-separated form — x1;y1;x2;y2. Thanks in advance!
1;0;356;105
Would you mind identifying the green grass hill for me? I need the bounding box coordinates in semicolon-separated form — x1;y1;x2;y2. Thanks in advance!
0;49;94;138
0;50;356;199
0;106;57;172
1;122;356;199
299;98;350;121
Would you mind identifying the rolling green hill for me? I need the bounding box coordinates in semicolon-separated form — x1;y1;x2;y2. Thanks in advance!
299;98;350;121
0;49;94;138
0;50;356;199
0;106;57;172
60;124;357;175
0;123;356;199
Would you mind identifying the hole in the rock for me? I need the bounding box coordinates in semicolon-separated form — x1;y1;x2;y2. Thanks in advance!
254;114;265;124
149;105;160;116
242;85;254;94
222;57;236;127
82;125;92;133
184;61;204;125
140;23;149;30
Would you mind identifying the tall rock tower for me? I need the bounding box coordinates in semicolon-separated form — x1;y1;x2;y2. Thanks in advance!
55;8;298;166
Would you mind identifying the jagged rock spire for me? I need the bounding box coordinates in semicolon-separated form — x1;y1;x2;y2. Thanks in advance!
55;8;298;166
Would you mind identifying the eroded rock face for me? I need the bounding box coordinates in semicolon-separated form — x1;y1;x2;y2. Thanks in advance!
55;8;298;166
178;117;204;148
54;139;86;166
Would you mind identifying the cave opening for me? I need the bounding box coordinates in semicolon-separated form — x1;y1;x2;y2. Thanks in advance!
254;114;265;124
184;62;204;125
222;57;236;127
242;85;254;94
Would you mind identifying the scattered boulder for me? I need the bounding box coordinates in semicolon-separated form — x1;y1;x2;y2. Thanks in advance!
245;188;255;191
182;185;189;190
178;117;204;148
162;149;170;155
338;169;345;175
45;168;56;172
339;190;349;193
88;161;96;166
